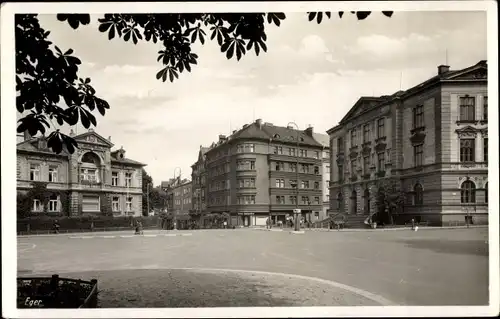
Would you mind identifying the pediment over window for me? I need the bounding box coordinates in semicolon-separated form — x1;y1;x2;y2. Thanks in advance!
455;125;479;138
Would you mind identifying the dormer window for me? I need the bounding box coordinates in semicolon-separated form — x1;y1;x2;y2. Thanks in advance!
273;134;280;138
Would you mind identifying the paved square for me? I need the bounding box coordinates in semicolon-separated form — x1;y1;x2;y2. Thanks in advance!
17;228;489;307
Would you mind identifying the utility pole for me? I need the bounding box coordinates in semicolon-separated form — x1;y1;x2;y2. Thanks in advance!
146;182;150;216
288;122;301;232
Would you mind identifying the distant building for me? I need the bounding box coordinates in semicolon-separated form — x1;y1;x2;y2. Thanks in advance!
191;145;209;220
328;61;488;226
165;179;192;228
312;132;331;221
17;129;146;217
204;119;324;227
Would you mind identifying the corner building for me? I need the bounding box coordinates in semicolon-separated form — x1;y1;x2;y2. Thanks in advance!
205;119;325;227
17;129;146;217
328;61;488;226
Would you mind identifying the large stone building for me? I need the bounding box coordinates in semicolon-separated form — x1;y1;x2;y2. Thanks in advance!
328;61;488;226
204;119;324;227
17;129;146;217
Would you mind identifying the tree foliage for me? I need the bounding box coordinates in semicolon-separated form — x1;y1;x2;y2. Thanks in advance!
17;181;69;218
374;180;406;225
16;12;393;154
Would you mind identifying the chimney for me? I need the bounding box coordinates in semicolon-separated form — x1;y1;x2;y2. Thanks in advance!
287;125;294;130
23;130;32;141
305;126;314;137
108;136;112;142
69;129;75;137
438;65;450;75
256;118;263;128
232;130;237;134
218;135;227;143
88;128;94;132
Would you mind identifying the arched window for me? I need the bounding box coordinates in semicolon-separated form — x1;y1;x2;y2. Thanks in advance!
461;180;476;203
81;152;100;165
337;192;344;211
414;183;424;205
485;182;488;203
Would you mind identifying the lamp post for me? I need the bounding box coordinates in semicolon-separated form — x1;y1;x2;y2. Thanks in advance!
173;167;182;230
288;121;301;232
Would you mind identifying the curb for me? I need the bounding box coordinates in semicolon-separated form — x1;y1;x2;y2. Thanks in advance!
68;233;193;239
306;225;488;232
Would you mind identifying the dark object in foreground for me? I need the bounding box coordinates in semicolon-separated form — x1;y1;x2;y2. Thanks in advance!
17;275;98;308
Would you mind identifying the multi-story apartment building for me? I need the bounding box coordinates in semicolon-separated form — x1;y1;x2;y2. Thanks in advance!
191;146;209;216
169;180;193;216
328;61;488;226
17;129;146;216
312;132;331;221
205;119;324;227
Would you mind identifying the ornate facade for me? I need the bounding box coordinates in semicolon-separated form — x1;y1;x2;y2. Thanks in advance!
328;61;488;226
17;129;146;217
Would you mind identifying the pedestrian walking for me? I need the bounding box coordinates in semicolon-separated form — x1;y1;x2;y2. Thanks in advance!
223;220;228;229
52;220;60;234
411;218;415;231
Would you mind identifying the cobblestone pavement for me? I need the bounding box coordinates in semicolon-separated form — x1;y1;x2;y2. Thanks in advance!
17;227;490;307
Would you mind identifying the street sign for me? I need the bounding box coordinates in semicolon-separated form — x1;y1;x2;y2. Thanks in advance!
293;209;301;214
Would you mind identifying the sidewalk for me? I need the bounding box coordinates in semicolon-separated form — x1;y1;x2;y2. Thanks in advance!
253;225;487;233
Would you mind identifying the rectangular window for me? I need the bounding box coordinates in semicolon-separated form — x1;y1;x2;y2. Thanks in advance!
300;164;309;173
289;163;297;172
314;197;320;204
301;180;309;189
314;166;320;175
126;197;133;212
48;197;59;212
363;156;371;174
460;139;475;162
236;160;256;171
377;118;385;139
48;166;58;182
288;148;296;156
290;196;297;205
326;180;330;188
275;179;285;188
274;146;283;154
246;144;255;153
337;137;344;153
80;168;98;183
363;124;370;143
326;194;330;202
29;164;40;181
326;165;330;174
237;145;244;153
275;161;285;171
301;196;309;205
33;199;42;212
299;149;307;157
351;129;357;146
82;195;100;212
338;165;343;182
484;138;488;162
112;172;119;186
314;181;320;189
125;172;132;187
414;144;423;167
377;152;385;171
350;160;357;176
459;96;476;121
276;196;285;204
250;161;255;170
313;151;319;159
112;196;120;212
237;195;255;205
483;96;488;121
413;105;424;129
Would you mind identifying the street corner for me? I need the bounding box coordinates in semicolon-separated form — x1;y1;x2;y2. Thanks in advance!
59;268;395;307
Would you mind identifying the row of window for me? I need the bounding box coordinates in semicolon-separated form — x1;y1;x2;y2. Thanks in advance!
274;178;329;190
458;95;487;122
237;160;256;171
349;117;386;148
174;198;192;205
111;196;134;212
275;195;322;205
272;146;322;159
458;138;488;163
273;161;322;174
208;163;230;177
29;164;58;182
32;195;59;212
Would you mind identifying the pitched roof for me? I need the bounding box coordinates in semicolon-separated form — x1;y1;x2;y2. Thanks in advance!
330;60;487;131
206;121;323;154
312;132;330;148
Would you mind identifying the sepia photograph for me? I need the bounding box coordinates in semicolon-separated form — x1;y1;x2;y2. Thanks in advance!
1;1;498;318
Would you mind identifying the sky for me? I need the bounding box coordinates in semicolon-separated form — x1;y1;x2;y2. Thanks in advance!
28;11;486;185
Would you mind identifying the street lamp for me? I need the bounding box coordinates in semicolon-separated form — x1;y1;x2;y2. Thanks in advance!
288;121;301;232
173;167;182;230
